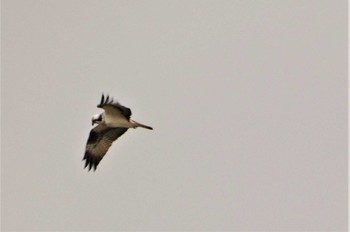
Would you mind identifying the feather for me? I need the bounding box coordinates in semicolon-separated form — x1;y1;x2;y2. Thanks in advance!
83;125;128;171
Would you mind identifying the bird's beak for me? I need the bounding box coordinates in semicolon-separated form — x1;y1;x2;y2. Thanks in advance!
92;120;96;126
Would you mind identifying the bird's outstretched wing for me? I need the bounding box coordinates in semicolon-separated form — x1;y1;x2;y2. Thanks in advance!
97;94;132;120
83;125;128;171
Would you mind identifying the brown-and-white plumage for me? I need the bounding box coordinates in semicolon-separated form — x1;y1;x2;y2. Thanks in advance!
83;94;153;171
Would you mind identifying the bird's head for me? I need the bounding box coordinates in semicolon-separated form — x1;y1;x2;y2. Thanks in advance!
92;113;104;126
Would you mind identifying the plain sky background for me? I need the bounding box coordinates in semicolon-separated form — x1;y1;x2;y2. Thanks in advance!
1;0;347;231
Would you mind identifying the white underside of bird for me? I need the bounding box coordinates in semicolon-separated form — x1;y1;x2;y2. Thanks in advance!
92;113;152;129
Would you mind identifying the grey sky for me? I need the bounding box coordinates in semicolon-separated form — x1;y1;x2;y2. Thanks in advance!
2;0;347;231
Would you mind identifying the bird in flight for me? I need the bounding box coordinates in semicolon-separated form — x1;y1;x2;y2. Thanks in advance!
83;94;153;171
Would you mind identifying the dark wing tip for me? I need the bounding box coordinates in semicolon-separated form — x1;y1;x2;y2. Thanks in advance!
97;93;115;108
99;94;105;106
83;152;102;171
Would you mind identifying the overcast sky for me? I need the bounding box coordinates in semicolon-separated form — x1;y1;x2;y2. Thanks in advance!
2;0;347;231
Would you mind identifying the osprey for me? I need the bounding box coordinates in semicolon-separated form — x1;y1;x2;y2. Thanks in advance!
83;94;153;171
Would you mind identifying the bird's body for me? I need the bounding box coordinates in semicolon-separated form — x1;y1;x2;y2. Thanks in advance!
94;113;132;128
83;94;152;171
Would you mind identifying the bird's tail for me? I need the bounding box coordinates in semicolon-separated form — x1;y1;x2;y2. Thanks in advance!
131;120;153;130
